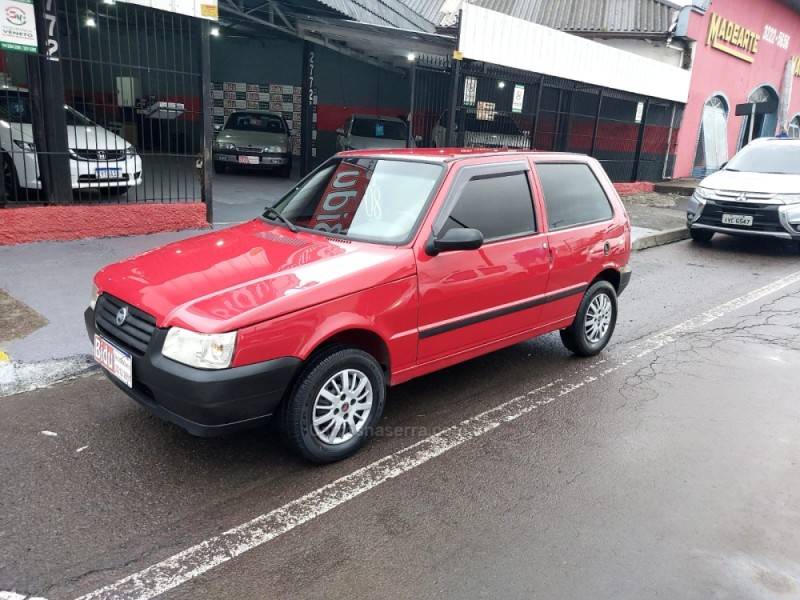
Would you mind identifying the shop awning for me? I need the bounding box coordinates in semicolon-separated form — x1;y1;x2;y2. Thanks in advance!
458;3;691;104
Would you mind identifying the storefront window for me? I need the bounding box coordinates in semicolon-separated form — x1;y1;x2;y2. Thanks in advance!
740;86;779;148
789;115;800;140
692;95;728;178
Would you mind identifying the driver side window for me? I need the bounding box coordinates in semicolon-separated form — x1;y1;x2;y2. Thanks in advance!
439;172;537;242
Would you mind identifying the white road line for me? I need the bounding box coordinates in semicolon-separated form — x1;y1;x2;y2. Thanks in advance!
0;592;26;600
59;268;800;600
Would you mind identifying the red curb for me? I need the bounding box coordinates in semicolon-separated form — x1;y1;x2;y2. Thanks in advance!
0;203;210;245
614;182;655;196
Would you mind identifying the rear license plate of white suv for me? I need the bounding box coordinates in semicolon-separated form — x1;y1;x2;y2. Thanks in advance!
722;214;753;226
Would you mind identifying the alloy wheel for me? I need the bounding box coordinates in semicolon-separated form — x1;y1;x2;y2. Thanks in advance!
584;292;613;344
311;368;373;445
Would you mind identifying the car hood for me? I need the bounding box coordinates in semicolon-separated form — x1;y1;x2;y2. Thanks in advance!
347;135;408;150
10;122;130;150
216;130;287;148
700;170;800;196
93;220;415;333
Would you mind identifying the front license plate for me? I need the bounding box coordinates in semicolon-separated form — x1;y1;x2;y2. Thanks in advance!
94;334;133;388
722;213;753;226
238;155;260;165
96;168;121;179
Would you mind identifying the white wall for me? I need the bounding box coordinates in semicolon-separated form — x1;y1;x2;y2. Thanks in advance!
458;4;692;104
593;38;685;68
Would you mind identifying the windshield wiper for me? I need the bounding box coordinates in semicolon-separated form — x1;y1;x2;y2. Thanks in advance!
263;206;298;233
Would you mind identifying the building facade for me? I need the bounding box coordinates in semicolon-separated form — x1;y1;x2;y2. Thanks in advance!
673;0;800;178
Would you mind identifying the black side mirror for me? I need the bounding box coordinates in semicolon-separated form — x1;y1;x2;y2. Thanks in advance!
426;228;484;256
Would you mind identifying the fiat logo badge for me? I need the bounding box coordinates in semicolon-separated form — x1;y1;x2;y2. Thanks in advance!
115;306;128;326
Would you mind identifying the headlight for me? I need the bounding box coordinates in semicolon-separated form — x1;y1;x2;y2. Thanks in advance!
693;187;713;201
162;327;237;369
89;285;99;310
13;139;35;152
779;194;800;205
125;145;136;157
265;145;286;153
214;142;235;151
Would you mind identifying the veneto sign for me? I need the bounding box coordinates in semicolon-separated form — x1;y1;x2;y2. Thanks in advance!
706;12;760;63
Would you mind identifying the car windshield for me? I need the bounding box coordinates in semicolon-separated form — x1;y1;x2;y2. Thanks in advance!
0;91;94;126
226;112;286;134
351;118;407;140
268;157;442;244
725;143;800;175
463;112;522;136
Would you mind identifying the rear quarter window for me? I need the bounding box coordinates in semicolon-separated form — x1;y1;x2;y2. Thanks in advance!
535;163;613;230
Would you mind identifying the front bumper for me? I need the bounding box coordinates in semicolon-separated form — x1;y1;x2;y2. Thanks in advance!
13;152;143;190
214;151;291;167
688;196;800;240
84;307;301;437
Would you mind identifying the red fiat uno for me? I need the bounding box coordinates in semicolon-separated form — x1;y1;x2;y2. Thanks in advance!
86;149;631;463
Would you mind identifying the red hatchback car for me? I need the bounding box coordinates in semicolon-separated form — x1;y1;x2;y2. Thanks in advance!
86;149;631;462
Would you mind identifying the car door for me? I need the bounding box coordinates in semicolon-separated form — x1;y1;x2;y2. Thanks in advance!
416;160;551;364
533;160;620;324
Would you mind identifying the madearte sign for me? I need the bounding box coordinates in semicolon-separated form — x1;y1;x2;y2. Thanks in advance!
706;12;760;63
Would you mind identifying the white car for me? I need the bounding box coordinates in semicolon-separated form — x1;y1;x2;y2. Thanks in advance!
336;115;415;151
431;110;529;149
0;87;142;197
687;138;800;247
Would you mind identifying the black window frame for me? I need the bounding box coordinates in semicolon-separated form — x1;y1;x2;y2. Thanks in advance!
533;161;615;232
433;161;539;244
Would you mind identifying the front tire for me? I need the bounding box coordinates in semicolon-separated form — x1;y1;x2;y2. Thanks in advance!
280;347;386;464
213;160;227;174
560;280;618;357
689;227;714;243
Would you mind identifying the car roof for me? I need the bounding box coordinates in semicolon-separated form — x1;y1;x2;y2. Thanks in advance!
749;137;800;146
227;110;284;118
336;148;591;163
350;114;406;123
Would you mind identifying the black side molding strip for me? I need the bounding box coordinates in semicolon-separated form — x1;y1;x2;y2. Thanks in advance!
419;284;588;339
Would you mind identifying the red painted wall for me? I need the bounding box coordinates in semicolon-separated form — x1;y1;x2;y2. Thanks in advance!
673;0;800;178
0;203;209;245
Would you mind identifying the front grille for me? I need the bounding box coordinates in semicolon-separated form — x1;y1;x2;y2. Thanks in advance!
78;173;130;183
95;294;156;355
235;146;265;154
698;200;785;233
72;149;127;161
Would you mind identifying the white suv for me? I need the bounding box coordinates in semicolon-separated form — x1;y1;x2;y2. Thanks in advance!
0;87;143;197
687;138;800;246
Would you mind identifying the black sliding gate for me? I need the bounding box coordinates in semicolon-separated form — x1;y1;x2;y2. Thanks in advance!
411;60;683;183
0;0;206;206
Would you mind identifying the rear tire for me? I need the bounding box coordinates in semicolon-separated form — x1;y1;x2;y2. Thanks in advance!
280;347;386;464
560;280;618;357
689;227;714;243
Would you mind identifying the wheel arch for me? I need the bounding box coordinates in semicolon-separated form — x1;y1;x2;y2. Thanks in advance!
591;268;621;293
304;327;391;375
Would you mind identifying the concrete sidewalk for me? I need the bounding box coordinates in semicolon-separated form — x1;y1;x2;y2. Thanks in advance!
0;192;690;395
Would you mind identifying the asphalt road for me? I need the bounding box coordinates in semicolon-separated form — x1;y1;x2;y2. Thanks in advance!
2;235;800;600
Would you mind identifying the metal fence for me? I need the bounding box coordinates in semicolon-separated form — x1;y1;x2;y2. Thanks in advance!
411;60;683;183
0;0;206;206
